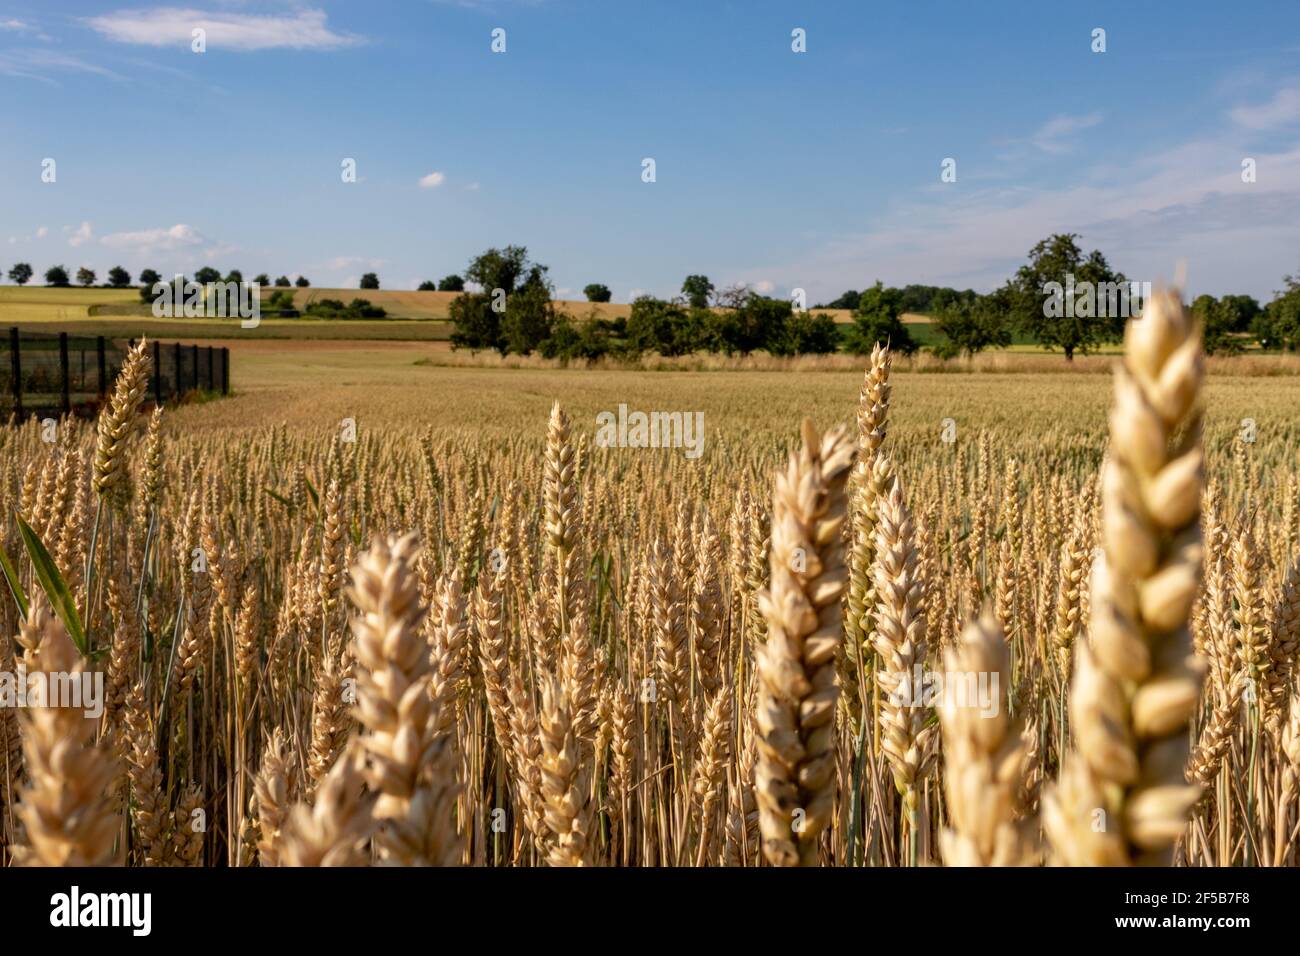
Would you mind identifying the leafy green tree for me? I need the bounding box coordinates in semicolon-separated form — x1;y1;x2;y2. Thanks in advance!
785;311;840;354
438;274;464;292
76;267;96;287
8;262;33;285
583;283;612;303
1217;294;1261;334
194;266;221;285
295;275;311;288
359;273;378;289
225;269;243;284
1254;266;1300;351
466;246;531;296
417;280;437;291
274;276;291;287
139;268;161;286
44;265;70;287
1005;233;1128;360
449;292;503;353
501;270;557;355
842;282;916;354
254;274;270;286
541;315;614;363
626;296;698;356
682;274;715;309
815;289;860;310
933;291;1012;356
107;265;132;288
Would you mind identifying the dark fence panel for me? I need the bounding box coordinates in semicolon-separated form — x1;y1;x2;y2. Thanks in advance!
1;328;230;420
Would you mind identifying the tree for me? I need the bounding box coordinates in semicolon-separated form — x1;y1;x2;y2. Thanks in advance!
1005;233;1128;360
194;266;221;285
359;273;378;290
584;283;612;303
8;262;33;286
1217;294;1261;334
107;265;132;288
254;274;270;286
626;296;697;356
932;291;1012;357
225;269;243;284
541;314;614;363
75;267;96;287
45;265;70;287
682;274;714;309
295;276;311;288
815;289;861;311
842;282;916;354
1254;266;1300;351
139;268;161;289
417;280;437;291
502;267;557;354
448;292;503;353
465;246;530;296
438;274;464;292
786;311;840;354
274;276;291;287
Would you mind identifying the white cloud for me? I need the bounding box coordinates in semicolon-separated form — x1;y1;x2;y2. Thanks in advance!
0;49;121;82
760;125;1300;302
67;221;94;247
0;18;31;31
753;279;775;294
100;223;206;252
324;255;384;270
36;226;48;238
84;7;360;51
463;181;480;191
1030;112;1104;154
418;171;446;189
1230;85;1300;130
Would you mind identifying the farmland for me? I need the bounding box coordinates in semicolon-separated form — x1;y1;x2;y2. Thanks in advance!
2;287;1299;871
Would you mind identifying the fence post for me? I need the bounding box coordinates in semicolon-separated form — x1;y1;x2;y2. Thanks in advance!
9;327;21;420
222;348;229;395
97;336;107;397
173;342;182;396
206;346;214;391
152;340;162;405
191;344;199;394
58;332;70;416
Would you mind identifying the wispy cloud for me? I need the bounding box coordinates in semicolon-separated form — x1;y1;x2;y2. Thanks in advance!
324;255;384;270
85;7;361;51
67;222;95;247
761;114;1300;301
1030;112;1104;154
1230;84;1300;130
418;171;446;188
0;49;122;82
100;223;207;252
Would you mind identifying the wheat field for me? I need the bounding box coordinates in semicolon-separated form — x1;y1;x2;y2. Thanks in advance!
1;290;1298;867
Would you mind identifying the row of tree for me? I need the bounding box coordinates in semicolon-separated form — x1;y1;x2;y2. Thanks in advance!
4;263;421;293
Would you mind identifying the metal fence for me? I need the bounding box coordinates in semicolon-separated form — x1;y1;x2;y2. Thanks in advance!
2;327;229;420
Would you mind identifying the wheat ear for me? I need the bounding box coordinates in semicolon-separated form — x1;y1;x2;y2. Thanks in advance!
1044;287;1205;865
753;418;855;867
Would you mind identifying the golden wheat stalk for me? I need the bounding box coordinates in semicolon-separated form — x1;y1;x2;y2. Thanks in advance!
753;418;855;867
1043;287;1205;866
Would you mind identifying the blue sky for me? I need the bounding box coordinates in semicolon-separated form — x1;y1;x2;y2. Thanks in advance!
2;1;1299;302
